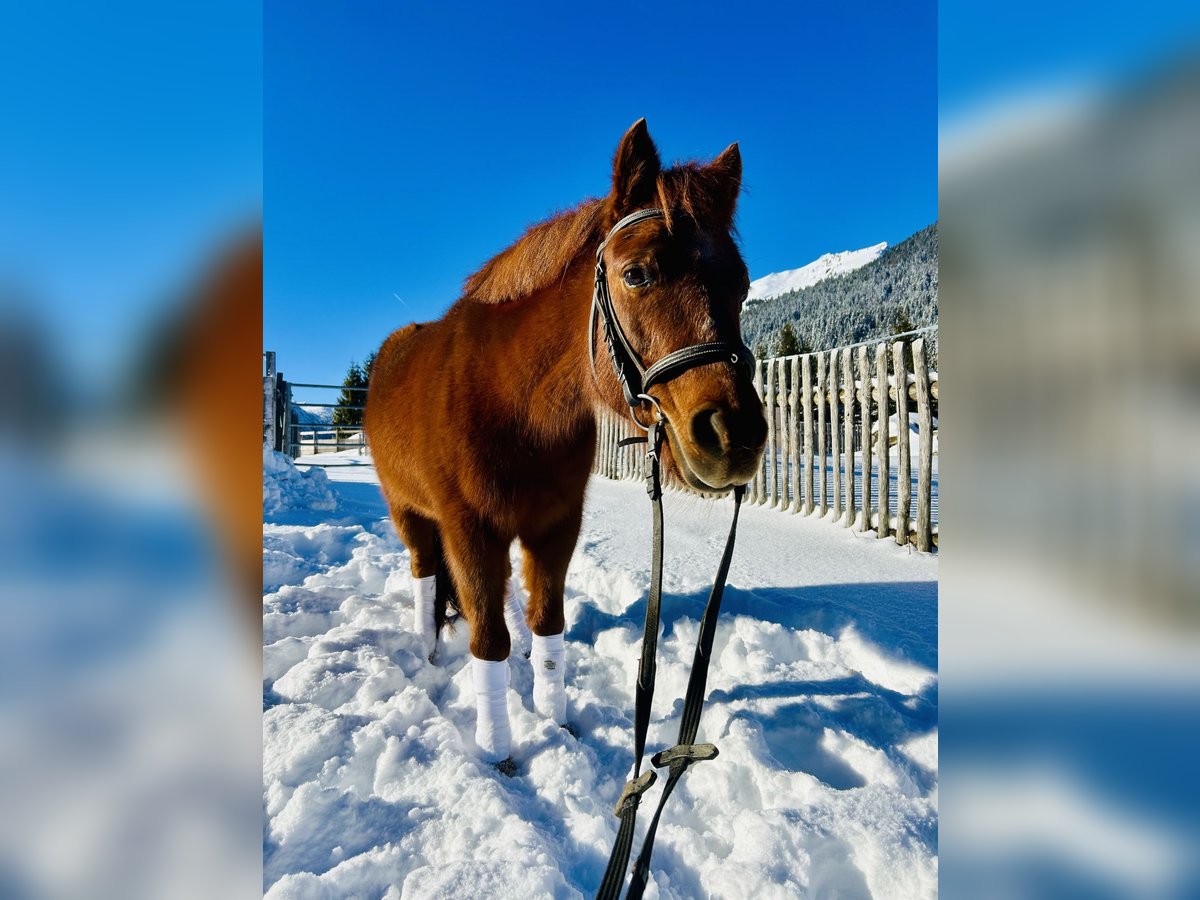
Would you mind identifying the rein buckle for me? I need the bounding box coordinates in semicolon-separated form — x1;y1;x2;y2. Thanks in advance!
614;769;658;817
650;743;719;776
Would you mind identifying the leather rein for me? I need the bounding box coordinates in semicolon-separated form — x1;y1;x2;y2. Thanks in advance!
589;208;751;900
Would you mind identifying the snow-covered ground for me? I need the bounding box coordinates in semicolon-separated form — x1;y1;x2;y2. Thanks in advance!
746;243;888;306
263;450;938;899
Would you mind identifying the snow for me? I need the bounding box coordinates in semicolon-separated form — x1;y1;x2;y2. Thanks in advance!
746;243;888;306
264;449;337;519
263;450;937;898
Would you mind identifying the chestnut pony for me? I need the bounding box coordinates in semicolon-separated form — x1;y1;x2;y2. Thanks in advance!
365;120;766;766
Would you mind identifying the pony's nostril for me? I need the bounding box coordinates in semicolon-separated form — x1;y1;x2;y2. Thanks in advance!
690;407;730;456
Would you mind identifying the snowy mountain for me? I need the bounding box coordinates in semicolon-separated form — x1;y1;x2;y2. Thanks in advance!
746;242;887;306
291;405;334;426
742;223;938;360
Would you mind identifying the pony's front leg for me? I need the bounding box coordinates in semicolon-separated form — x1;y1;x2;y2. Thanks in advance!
440;517;514;765
520;505;582;726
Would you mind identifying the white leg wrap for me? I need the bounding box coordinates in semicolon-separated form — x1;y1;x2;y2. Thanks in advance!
503;577;533;658
471;656;512;763
411;575;437;660
531;632;567;725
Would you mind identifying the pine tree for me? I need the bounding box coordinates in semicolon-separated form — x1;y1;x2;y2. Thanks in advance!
890;309;915;336
775;322;804;357
333;360;367;427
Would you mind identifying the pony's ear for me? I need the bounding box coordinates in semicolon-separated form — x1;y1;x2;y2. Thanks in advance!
706;142;742;226
611;118;662;213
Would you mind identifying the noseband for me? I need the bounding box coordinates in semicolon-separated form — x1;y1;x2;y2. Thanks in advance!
588;207;753;426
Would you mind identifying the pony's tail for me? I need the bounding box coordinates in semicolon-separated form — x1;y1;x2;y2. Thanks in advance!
432;530;462;639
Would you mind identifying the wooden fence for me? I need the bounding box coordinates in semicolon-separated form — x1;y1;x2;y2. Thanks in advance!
591;333;939;550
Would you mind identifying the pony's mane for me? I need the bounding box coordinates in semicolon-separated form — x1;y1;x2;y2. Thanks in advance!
461;163;735;305
461;200;605;305
653;162;740;235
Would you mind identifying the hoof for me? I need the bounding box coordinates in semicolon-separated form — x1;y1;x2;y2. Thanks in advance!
494;758;519;777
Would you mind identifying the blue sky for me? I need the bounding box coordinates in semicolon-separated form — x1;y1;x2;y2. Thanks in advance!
264;0;937;394
1;1;261;382
939;0;1200;119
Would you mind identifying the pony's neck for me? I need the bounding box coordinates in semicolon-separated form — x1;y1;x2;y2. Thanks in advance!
507;256;612;445
457;197;625;444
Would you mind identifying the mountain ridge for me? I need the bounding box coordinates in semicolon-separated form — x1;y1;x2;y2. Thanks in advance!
742;223;938;359
747;241;887;306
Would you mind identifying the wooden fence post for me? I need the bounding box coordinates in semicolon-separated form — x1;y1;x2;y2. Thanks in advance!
913;338;933;551
596;411;604;476
624;416;634;480
876;341;890;538
790;356;803;513
610;412;617;478
842;348;856;527
596;412;604;475
815;351;827;516
892;340;911;545
829;351;842;522
283;381;295;458
601;411;610;476
765;356;778;506
857;345;872;532
801;354;814;515
751;360;764;504
777;362;787;513
615;412;622;479
263;351;277;450
609;412;617;478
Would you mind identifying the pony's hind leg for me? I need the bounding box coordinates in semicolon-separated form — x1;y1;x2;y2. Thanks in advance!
519;502;583;726
502;556;533;659
439;514;515;764
390;508;439;660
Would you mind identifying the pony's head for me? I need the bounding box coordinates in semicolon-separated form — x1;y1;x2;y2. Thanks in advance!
598;119;767;493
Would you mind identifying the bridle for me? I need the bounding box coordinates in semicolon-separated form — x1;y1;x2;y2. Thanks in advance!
588;206;753;431
589;207;754;900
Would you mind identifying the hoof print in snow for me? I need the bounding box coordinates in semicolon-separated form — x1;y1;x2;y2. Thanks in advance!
494;758;519;777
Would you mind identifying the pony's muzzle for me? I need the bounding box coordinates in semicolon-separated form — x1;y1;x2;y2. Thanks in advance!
685;402;767;486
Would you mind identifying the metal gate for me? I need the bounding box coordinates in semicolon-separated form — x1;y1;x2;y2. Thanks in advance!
263;351;369;458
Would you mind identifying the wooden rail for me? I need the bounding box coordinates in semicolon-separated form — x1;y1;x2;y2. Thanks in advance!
591;333;939;550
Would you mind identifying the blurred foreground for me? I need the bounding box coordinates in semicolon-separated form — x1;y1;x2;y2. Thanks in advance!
0;236;263;899
0;3;261;897
941;30;1200;900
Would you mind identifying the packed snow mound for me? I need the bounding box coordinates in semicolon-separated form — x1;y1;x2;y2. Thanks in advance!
747;242;888;305
263;453;937;898
264;448;337;517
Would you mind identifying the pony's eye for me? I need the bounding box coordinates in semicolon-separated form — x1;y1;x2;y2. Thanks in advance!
622;266;650;288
